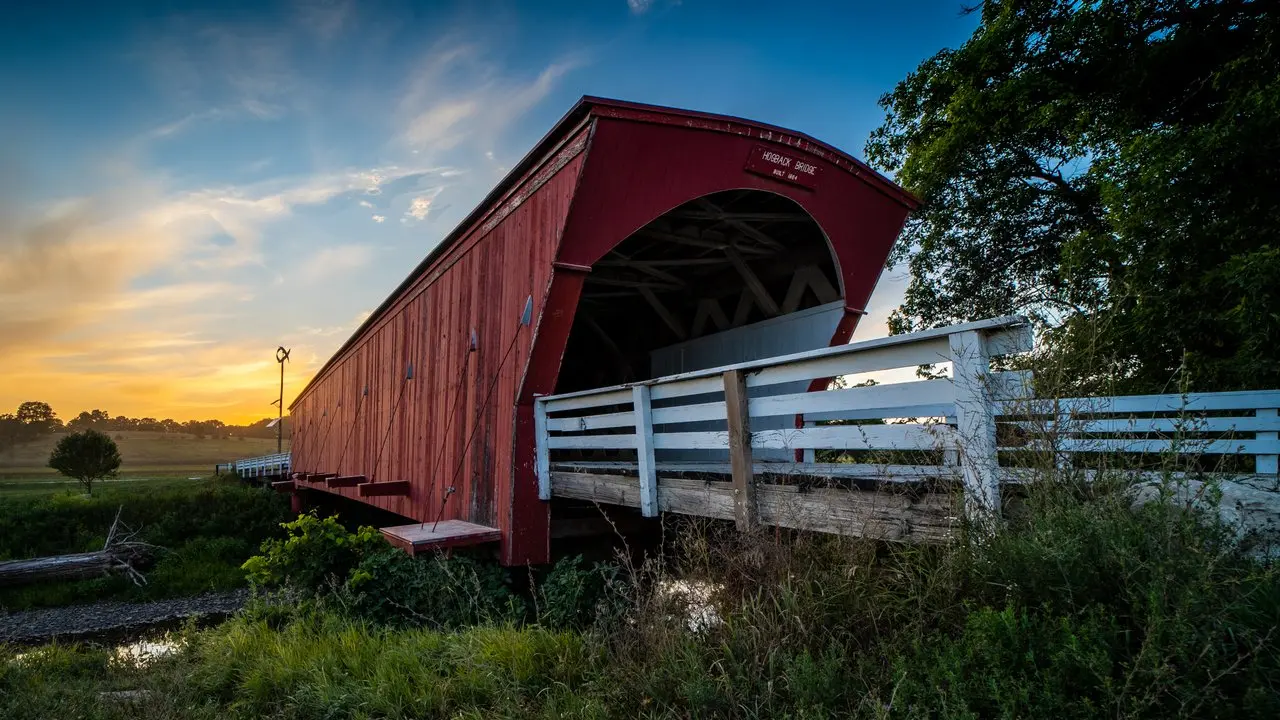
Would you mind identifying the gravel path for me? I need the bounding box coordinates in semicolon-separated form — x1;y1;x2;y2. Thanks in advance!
0;588;250;644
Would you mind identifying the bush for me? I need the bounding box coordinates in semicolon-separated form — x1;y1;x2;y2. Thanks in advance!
243;513;526;628
537;554;627;629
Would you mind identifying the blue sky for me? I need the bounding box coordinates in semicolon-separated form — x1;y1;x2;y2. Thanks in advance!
0;0;978;421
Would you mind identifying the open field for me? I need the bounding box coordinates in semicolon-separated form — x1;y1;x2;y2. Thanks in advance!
0;432;289;490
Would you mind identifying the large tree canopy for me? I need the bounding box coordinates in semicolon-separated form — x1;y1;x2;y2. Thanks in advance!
867;0;1279;393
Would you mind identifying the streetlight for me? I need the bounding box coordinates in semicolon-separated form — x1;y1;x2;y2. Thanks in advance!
272;346;290;454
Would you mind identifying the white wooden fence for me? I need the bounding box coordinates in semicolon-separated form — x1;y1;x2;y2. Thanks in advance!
535;315;1280;531
218;452;291;479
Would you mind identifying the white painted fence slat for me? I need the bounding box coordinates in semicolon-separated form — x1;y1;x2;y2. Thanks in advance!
1000;390;1280;416
749;379;954;419
543;388;632;413
750;424;955;451
1045;438;1277;454
547;434;638;450
1259;408;1278;475
1009;416;1280;434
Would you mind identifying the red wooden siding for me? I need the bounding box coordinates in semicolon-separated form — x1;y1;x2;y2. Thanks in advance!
290;126;590;552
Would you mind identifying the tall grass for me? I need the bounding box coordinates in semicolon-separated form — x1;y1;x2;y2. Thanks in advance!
0;477;291;610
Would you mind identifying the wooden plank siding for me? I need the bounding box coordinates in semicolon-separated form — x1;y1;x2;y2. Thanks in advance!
289;127;591;558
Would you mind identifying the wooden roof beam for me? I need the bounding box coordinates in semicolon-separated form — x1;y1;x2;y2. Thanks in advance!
724;248;780;317
358;480;411;497
639;286;688;340
698;199;785;251
691;298;731;337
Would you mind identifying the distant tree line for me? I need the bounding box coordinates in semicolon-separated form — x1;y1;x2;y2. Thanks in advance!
0;400;290;452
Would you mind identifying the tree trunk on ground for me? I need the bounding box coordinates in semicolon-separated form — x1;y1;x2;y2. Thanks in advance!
0;505;156;587
0;546;153;587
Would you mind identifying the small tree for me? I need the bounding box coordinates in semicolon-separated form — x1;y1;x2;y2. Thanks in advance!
48;429;121;495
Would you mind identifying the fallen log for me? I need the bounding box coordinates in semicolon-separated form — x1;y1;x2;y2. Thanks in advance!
0;505;156;587
0;546;153;587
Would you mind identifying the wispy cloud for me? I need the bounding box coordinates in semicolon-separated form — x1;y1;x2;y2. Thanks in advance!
371;214;385;223
295;244;373;283
628;0;656;14
397;41;584;159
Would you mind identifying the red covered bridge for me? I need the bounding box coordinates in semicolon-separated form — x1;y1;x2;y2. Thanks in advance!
283;97;918;565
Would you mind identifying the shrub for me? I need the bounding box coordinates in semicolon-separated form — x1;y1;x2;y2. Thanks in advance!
243;513;526;628
46;429;120;495
537;554;627;629
242;513;385;593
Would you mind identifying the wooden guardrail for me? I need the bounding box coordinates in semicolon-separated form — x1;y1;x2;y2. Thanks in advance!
534;316;1280;533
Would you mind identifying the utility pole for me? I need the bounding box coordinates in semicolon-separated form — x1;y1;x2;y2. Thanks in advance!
274;346;290;453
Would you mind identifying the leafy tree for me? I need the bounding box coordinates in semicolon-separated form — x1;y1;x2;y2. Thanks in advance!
15;401;59;432
867;0;1280;393
47;429;121;495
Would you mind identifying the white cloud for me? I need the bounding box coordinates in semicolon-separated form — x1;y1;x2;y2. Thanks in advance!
371;214;385;223
628;0;656;13
403;187;444;223
359;200;373;208
295;244;373;283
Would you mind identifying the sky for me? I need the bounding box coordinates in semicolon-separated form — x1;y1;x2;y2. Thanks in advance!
0;0;979;425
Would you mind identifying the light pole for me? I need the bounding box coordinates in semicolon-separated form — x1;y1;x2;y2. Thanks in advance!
274;346;290;453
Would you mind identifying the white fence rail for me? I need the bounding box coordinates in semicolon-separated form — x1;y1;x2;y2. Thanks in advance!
534;315;1280;528
218;452;291;479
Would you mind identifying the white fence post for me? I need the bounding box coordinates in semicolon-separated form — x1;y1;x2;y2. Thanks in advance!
949;329;1000;521
633;385;659;517
802;418;816;464
1259;408;1278;475
534;398;551;501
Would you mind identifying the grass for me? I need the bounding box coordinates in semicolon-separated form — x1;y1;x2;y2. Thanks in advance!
0;477;291;611
0;431;287;485
2;474;1277;719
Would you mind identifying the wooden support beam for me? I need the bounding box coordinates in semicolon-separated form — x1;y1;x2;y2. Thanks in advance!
806;266;839;303
358;480;411;497
780;265;841;313
585;276;682;291
639;286;688;340
597;258;730;268
309;473;336;483
326;475;365;488
633;385;658;517
697;199;784;250
732;288;754;327
724;248;780;317
723;369;757;531
669;210;809;223
583;315;634;379
781;269;810;314
549;472;956;543
949;330;999;521
691;298;731;337
639;229;728;250
271;480;295;493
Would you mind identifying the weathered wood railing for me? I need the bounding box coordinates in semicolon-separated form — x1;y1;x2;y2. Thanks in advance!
534;316;1280;538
